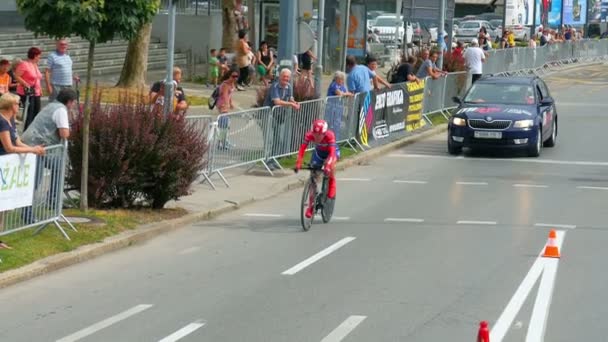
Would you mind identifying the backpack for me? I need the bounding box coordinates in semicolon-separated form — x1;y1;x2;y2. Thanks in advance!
208;85;220;110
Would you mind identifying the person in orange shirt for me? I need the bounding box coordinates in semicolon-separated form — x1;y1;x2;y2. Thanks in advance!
0;59;12;95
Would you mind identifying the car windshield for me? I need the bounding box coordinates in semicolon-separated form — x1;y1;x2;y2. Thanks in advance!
490;20;502;27
375;17;401;26
461;22;481;29
464;83;536;105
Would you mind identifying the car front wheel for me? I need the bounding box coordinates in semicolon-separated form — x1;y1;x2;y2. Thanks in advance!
528;126;542;157
448;134;462;155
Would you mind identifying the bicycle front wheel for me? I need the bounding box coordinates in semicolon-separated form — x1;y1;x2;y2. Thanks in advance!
300;178;316;231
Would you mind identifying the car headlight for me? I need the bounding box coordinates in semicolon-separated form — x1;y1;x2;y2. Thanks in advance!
452;117;466;126
513;119;534;128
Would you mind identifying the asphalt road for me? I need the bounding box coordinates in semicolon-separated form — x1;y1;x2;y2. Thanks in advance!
1;64;608;342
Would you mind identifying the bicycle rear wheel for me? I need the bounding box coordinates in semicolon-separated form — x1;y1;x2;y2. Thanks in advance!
300;178;316;231
321;177;334;223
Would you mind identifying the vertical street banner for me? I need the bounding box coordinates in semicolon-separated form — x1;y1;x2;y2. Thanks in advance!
0;153;36;211
347;3;367;57
563;0;587;25
535;0;563;28
405;80;426;131
602;0;608;22
506;0;535;26
589;0;602;23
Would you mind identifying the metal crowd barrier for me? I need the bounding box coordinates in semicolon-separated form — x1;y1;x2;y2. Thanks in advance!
1;142;76;240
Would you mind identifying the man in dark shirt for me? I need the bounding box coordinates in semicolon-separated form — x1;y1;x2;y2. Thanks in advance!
392;56;420;84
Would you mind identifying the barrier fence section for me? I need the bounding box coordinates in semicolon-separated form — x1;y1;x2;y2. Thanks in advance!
1;142;76;240
324;95;361;151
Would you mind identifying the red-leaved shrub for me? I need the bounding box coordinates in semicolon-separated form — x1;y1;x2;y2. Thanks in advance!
68;89;208;209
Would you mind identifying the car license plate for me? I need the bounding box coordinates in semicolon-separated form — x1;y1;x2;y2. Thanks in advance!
474;131;502;139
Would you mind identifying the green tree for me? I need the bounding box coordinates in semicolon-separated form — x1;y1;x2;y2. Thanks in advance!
16;0;160;211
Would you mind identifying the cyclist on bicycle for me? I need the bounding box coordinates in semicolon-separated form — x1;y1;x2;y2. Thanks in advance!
295;119;337;218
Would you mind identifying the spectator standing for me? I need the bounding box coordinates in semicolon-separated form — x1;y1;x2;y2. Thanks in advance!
14;47;43;130
0;93;44;156
453;41;465;58
246;42;257;86
529;37;537;48
149;67;188;114
366;56;391;90
216;69;239;150
325;71;353;156
416;50;446;80
299;48;317;81
256;41;274;86
0;59;13;95
464;38;487;83
22;88;75;146
45;39;75;102
218;48;230;75
8;58;21;94
234;29;251;90
208;49;220;87
345;55;375;94
540;29;550;46
263;68;300;169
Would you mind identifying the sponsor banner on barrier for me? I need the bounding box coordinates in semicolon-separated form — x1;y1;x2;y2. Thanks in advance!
0;153;36;211
406;79;427;131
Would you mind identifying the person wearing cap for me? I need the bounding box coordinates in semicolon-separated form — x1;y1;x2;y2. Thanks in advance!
463;38;487;84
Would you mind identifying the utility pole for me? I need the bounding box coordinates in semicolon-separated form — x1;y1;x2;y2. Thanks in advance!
338;0;351;71
163;0;177;118
437;0;446;69
278;0;297;74
315;0;326;93
395;0;402;47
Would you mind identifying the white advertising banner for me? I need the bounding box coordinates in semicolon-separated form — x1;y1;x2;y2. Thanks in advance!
505;0;534;26
0;153;36;211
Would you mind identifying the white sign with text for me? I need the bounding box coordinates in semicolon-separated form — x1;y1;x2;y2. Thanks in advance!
0;153;36;211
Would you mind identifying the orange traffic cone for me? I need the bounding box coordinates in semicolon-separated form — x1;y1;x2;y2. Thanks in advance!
542;229;560;258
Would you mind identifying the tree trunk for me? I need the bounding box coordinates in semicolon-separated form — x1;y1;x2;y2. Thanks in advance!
116;22;153;88
222;0;237;51
80;41;95;212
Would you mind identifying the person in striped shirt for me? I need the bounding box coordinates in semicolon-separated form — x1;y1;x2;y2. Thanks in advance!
45;39;77;102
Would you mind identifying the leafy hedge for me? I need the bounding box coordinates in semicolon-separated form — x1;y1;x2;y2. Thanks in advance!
68;90;208;209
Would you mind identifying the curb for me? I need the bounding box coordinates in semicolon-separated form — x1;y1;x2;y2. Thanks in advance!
0;124;447;289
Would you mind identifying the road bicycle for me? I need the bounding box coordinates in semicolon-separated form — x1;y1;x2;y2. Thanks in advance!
298;165;335;231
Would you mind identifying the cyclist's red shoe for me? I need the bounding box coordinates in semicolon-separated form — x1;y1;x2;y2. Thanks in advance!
305;206;314;218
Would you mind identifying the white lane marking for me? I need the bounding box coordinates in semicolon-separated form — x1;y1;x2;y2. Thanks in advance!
56;304;153;342
389;154;608;167
490;231;565;342
384;218;425;223
513;184;549;188
243;213;283;218
337;178;371;181
456;181;488;186
158;321;206;342
534;223;577;229
456;220;497;225
577;186;608;191
282;237;356;276
178;246;201;255
393;180;428;184
320;316;367;342
332;216;351;221
526;257;560;342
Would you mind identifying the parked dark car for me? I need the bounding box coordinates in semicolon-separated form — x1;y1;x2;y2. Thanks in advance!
448;76;558;157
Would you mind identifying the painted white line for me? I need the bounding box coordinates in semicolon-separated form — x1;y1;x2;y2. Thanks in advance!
577;186;608;191
513;184;549;188
393;180;428;184
456;181;488;186
243;213;283;218
384;218;425;223
456;220;497;225
332;216;351;221
490;231;566;342
337;178;371;181
158;321;206;342
282;237;356;275
320;316;367;342
56;304;153;342
534;223;576;229
526;232;565;342
389;153;608;167
178;246;201;255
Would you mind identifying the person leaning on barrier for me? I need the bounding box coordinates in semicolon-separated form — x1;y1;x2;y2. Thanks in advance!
366;56;391;90
21;88;76;146
263;68;300;110
391;56;420;84
0;93;44;156
327;71;353;97
416;49;446;80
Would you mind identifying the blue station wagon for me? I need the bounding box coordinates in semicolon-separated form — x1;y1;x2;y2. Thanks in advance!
448;76;558;157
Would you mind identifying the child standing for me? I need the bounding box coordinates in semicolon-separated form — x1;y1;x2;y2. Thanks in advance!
208;49;220;87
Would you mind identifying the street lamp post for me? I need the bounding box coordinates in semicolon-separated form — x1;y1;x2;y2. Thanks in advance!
163;0;177;118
